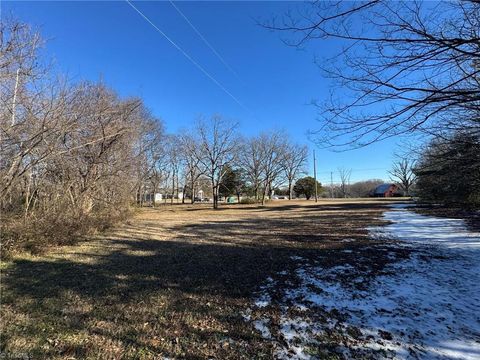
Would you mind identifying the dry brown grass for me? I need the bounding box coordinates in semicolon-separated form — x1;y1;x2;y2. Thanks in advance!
1;199;404;359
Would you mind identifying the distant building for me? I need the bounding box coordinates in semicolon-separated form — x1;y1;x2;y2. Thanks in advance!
143;192;183;204
372;183;399;197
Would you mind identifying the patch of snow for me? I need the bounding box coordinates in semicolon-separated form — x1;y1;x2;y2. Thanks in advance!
369;206;480;249
339;238;356;243
285;251;480;359
253;318;271;339
253;276;276;308
241;308;252;321
254;295;271;308
247;204;480;359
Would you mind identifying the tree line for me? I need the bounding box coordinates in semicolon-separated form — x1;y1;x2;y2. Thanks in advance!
154;118;309;209
0;19;308;253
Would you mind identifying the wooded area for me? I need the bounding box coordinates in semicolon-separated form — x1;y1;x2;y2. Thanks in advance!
0;19;309;253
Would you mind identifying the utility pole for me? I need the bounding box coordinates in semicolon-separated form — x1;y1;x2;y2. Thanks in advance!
330;171;334;198
313;149;318;202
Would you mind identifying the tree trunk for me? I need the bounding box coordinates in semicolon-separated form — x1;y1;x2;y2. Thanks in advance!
261;181;268;206
288;180;293;200
212;181;217;209
24;171;33;222
182;183;187;204
171;169;175;205
213;189;218;209
175;174;179;204
136;186;141;206
151;182;157;208
140;187;145;207
191;176;195;204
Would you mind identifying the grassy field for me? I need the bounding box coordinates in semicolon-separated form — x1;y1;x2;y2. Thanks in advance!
1;199;406;359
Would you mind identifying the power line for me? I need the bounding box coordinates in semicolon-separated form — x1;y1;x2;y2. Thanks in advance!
125;0;248;112
168;0;242;82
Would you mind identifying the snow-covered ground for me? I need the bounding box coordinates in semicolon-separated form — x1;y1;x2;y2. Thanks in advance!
246;204;480;359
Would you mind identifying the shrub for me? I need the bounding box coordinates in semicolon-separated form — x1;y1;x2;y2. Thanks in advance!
239;197;257;204
1;205;130;257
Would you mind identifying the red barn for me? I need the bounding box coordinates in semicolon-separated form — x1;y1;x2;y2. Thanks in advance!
373;184;399;197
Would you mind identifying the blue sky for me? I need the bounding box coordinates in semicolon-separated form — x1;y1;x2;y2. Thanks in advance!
2;1;403;183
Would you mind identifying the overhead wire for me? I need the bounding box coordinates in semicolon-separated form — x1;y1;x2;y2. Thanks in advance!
125;0;249;112
168;0;242;82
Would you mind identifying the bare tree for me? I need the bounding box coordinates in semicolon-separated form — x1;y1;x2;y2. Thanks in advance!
338;167;352;198
158;135;181;205
389;157;416;196
283;143;308;200
258;132;288;205
1;19;58;202
0;19;170;252
239;133;301;203
132;115;165;206
349;179;385;198
238;136;264;201
195;115;239;209
265;1;480;148
179;133;204;204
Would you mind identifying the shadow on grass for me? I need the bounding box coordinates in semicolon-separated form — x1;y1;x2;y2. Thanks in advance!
3;201;391;301
5;239;302;301
1;201;394;358
3;236;318;358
